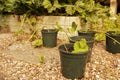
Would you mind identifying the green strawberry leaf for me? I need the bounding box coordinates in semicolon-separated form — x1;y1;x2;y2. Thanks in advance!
32;39;42;47
39;55;44;63
68;22;77;32
72;38;89;53
56;22;63;31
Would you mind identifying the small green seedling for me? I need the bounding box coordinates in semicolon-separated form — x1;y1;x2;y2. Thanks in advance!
56;22;64;31
39;55;44;63
14;29;25;36
72;38;89;53
56;21;77;32
68;22;77;32
95;33;105;41
32;39;42;47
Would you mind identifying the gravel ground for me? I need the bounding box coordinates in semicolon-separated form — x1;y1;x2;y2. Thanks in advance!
0;33;120;80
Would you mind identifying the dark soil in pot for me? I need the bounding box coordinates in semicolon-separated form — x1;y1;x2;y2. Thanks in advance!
41;29;58;48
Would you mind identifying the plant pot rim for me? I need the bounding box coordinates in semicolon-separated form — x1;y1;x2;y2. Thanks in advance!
70;36;94;42
78;30;96;33
41;29;58;33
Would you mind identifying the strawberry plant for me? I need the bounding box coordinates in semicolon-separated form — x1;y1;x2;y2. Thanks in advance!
94;33;105;41
72;38;89;53
32;39;42;47
39;55;44;63
56;21;77;44
67;22;77;32
56;21;77;33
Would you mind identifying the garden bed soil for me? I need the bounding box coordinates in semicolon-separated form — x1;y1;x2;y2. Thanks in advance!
0;33;120;80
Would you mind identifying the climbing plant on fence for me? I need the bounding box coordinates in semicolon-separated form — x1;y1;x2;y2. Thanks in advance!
0;0;110;16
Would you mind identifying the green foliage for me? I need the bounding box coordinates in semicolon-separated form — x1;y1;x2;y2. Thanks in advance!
56;22;64;31
26;17;37;25
65;5;75;15
36;0;107;31
48;0;61;13
0;0;20;13
0;0;109;16
56;21;77;38
42;0;62;13
56;21;77;32
14;29;25;36
116;14;120;29
39;55;44;63
72;38;89;53
77;0;109;31
32;39;42;47
103;19;116;31
20;14;42;41
68;21;77;32
95;33;105;41
103;14;120;35
0;0;43;14
56;21;77;42
42;0;52;9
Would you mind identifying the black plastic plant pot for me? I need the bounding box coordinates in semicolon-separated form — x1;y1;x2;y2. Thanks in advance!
78;31;95;40
106;32;120;54
70;36;94;62
58;43;89;79
69;36;94;48
41;29;58;48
